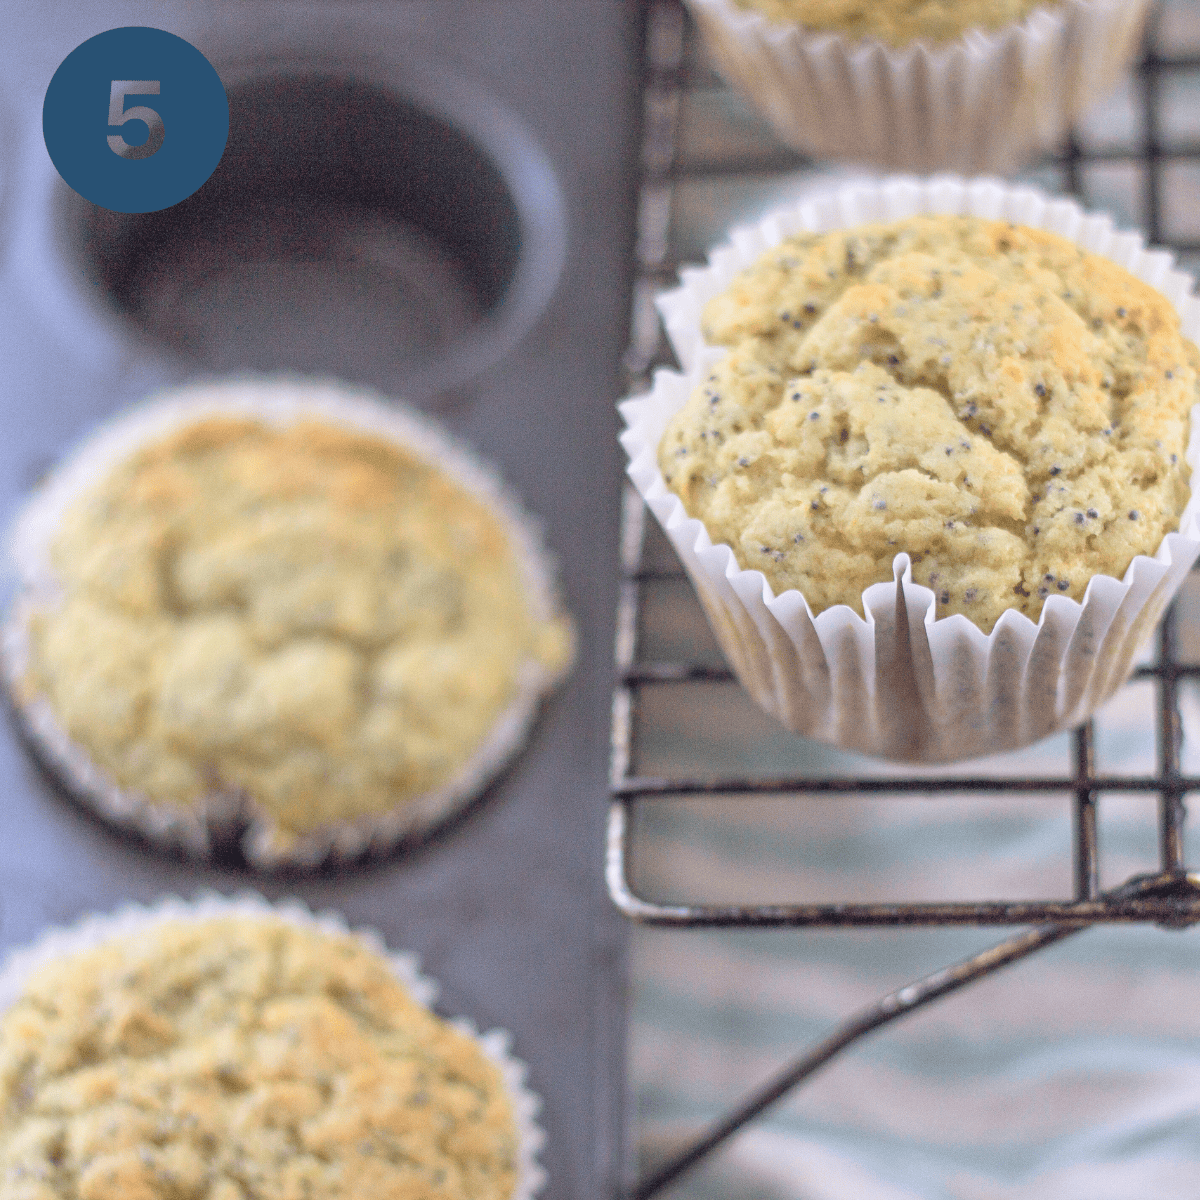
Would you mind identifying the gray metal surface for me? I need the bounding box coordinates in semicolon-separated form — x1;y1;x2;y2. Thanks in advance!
0;4;641;1197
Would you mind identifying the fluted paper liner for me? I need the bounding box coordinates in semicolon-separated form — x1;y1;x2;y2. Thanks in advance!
684;0;1151;173
3;378;573;868
0;892;547;1200
621;177;1200;762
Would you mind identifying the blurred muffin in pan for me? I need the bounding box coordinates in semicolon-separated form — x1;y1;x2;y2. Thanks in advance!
4;378;574;868
0;893;546;1200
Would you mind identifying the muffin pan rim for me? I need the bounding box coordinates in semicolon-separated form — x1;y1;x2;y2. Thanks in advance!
8;48;569;398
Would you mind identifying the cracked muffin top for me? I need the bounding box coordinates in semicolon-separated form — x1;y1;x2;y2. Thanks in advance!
22;408;573;847
731;0;1060;46
659;214;1198;633
0;916;519;1200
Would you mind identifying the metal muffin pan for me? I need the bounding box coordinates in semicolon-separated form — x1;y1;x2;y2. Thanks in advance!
18;51;566;401
0;2;639;1197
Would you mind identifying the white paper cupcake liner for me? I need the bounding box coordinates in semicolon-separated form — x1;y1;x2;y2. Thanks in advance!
3;376;574;869
621;176;1200;762
684;0;1151;173
0;891;547;1200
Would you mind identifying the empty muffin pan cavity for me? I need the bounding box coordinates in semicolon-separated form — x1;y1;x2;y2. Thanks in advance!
50;64;566;399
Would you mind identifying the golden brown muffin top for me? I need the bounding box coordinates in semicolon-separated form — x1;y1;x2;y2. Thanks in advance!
0;916;519;1200
733;0;1061;46
660;215;1197;632
25;416;572;847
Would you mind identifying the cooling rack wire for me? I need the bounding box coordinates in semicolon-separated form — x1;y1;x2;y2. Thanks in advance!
613;2;1200;1194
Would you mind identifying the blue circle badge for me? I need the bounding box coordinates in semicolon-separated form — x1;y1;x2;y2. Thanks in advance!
43;27;229;214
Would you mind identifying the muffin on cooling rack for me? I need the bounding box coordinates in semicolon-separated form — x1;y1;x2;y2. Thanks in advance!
660;213;1194;633
683;0;1150;172
736;0;1061;45
0;895;545;1200
4;378;574;868
622;178;1200;762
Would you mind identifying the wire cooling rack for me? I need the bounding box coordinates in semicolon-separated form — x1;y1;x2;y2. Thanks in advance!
613;2;1200;1195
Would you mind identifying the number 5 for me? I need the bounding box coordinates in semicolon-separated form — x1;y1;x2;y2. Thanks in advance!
107;80;164;160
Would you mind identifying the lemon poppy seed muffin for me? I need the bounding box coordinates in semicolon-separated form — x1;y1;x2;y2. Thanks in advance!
685;0;1150;175
732;0;1061;47
0;915;523;1200
659;214;1198;634
8;381;573;863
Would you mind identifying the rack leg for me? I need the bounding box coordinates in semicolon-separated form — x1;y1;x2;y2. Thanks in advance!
630;922;1084;1199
